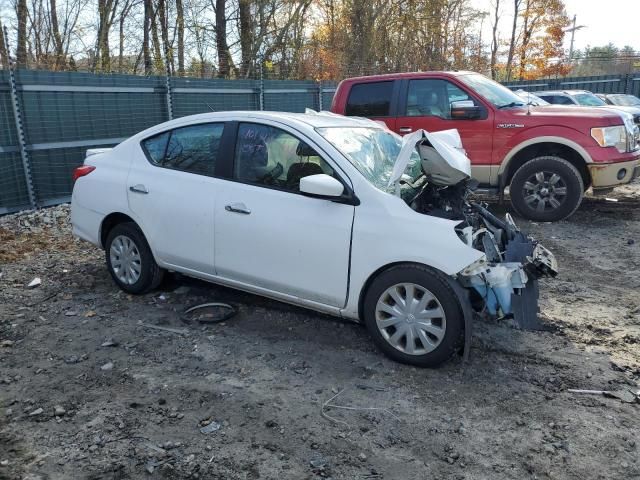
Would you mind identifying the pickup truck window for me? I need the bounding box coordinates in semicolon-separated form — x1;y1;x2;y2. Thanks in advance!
458;73;524;108
346;81;393;117
406;79;471;118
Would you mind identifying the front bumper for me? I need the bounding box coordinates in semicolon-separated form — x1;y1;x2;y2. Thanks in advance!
588;157;640;188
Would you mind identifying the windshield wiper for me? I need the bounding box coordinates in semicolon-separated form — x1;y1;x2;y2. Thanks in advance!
497;102;525;109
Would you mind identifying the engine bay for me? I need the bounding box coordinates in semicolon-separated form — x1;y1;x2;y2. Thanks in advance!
395;130;558;330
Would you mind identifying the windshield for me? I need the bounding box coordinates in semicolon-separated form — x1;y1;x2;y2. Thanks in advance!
609;94;640;106
574;93;607;107
458;73;524;108
316;127;421;191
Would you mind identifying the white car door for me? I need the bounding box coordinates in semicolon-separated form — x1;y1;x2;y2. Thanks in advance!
127;122;228;275
214;122;355;308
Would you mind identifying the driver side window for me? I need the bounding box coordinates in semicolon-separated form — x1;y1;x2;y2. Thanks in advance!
234;123;335;193
406;79;473;119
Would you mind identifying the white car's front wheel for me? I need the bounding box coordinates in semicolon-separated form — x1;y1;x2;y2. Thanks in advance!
363;265;464;367
105;222;164;294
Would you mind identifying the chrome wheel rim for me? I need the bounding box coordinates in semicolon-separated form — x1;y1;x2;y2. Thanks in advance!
375;283;447;356
109;235;142;285
523;171;567;212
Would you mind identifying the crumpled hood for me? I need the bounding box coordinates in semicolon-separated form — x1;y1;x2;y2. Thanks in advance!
388;129;471;188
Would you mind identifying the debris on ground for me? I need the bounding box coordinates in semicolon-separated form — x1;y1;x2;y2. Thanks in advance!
183;302;237;324
1;185;639;478
568;388;639;403
199;420;222;434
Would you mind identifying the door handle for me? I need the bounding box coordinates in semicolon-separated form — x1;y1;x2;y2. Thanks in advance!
129;184;149;194
398;127;413;133
225;203;251;215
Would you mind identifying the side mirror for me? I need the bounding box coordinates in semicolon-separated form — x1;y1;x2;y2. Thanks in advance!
300;174;344;198
450;100;481;119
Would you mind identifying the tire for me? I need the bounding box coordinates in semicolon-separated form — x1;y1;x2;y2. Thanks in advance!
362;264;464;367
105;222;164;294
509;156;584;222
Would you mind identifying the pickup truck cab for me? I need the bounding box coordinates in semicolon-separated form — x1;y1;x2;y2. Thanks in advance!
331;72;640;221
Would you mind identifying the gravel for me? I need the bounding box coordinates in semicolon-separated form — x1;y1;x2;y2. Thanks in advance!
1;187;639;479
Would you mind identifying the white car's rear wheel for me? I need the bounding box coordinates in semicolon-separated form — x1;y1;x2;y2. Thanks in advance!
105;222;164;294
363;265;463;367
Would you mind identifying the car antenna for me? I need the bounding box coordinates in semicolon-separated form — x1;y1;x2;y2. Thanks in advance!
526;91;532;116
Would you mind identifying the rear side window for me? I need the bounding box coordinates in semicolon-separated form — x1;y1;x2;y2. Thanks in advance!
540;95;573;105
141;123;224;176
345;81;393;117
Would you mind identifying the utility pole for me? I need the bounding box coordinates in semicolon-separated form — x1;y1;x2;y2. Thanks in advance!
566;14;586;60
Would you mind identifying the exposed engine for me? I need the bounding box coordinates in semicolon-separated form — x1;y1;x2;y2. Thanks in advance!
395;129;558;330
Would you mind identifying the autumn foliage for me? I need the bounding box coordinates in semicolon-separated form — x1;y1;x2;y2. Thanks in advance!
0;0;588;81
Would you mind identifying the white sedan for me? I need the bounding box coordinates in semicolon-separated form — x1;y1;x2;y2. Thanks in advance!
71;111;556;367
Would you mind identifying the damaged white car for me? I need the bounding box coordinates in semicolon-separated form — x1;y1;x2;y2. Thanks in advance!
71;111;557;367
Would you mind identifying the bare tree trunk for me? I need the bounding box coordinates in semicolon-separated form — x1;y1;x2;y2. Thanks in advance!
96;0;118;72
505;0;521;81
16;0;28;67
490;0;500;79
215;0;231;77
175;0;185;75
0;17;8;68
150;0;164;71
143;0;152;74
49;0;65;69
238;0;252;77
156;0;171;73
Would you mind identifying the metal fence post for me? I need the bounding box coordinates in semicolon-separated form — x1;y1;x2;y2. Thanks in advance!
3;27;37;210
258;60;265;111
318;79;323;111
624;73;632;94
164;58;174;121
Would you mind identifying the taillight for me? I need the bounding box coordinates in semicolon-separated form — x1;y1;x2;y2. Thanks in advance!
72;165;96;182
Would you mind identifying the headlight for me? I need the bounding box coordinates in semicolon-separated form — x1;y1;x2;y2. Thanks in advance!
591;125;628;153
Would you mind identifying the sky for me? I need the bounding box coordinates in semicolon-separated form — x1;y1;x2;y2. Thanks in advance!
472;0;640;52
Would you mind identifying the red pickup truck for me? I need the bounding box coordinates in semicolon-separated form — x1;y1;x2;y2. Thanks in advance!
331;71;640;221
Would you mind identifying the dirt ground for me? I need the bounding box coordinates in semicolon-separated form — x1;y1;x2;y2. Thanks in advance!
1;184;639;480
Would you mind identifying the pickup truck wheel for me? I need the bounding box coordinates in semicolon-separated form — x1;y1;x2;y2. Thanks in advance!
363;265;463;367
105;222;164;294
510;156;584;222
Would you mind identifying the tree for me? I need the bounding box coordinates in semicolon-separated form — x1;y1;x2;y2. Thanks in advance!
143;0;152;74
505;0;523;81
512;0;569;79
16;0;28;67
214;0;233;77
490;0;501;79
0;16;8;68
176;0;185;75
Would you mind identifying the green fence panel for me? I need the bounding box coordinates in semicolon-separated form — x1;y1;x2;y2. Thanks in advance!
171;77;259;118
631;76;640;97
263;80;319;112
0;152;31;214
16;70;167;145
557;74;625;94
29;142;121;205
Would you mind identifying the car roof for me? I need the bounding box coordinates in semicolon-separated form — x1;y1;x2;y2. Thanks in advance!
150;110;382;130
535;90;592;96
338;71;476;83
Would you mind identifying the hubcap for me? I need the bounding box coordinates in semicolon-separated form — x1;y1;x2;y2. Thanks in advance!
375;283;447;356
522;171;567;212
110;235;142;285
